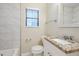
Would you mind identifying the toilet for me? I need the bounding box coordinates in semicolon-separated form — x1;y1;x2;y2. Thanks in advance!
31;45;44;56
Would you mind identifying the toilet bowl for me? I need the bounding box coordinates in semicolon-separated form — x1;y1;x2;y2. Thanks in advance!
31;45;43;56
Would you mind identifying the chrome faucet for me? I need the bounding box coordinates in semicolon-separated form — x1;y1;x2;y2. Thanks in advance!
63;36;73;40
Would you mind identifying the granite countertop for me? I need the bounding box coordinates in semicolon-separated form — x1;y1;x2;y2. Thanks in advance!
43;36;79;54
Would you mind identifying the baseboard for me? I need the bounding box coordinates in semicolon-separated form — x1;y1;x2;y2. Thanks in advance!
21;52;32;56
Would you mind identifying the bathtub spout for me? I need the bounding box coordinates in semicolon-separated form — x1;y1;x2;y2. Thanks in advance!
1;54;3;56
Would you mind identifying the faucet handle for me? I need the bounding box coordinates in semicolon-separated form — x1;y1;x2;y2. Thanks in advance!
69;36;73;40
63;36;69;40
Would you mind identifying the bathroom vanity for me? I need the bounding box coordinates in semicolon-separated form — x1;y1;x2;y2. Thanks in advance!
42;36;79;56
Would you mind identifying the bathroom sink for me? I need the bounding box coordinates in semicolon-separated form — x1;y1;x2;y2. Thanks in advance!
51;38;79;51
66;40;77;44
52;39;71;45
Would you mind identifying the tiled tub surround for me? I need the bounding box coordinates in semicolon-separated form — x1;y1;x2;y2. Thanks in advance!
42;36;79;55
0;48;20;56
0;4;20;50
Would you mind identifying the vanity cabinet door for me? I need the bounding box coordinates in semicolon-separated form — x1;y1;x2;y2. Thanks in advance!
42;39;66;56
42;39;53;56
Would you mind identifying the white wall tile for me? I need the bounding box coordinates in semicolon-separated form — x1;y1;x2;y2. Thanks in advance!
0;3;20;50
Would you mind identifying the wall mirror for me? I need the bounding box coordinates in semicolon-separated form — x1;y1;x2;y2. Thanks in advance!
58;3;79;27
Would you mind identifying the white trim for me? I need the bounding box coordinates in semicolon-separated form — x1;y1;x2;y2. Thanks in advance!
26;8;40;11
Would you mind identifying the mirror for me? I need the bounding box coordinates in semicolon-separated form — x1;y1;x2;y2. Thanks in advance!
58;3;79;27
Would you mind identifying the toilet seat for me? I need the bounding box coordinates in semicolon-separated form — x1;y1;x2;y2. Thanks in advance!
31;45;43;55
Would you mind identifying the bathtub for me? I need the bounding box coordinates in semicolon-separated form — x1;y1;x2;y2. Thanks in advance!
0;48;20;56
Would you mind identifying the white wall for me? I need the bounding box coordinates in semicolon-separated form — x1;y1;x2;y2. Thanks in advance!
21;3;47;53
0;3;20;50
45;3;79;42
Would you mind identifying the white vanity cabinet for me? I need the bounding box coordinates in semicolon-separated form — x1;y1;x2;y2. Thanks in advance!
42;39;66;56
42;39;79;56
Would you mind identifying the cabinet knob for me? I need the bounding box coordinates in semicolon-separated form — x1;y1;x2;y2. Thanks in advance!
48;52;52;56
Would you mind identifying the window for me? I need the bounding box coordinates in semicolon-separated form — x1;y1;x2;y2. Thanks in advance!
26;9;39;27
